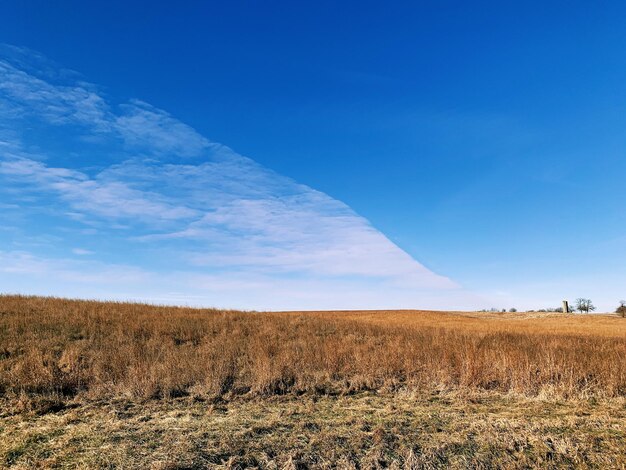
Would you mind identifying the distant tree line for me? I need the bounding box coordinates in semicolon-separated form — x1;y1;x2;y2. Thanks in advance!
480;299;626;317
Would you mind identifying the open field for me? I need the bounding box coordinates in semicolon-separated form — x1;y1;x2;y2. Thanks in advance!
1;295;626;468
2;391;626;469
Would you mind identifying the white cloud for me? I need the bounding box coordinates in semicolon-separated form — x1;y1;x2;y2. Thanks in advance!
0;156;198;223
0;47;481;309
0;250;482;310
0;59;111;130
116;100;212;158
1;58;212;158
0;251;152;292
72;248;94;255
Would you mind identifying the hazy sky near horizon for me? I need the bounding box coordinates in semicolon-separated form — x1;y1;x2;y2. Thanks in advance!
1;1;626;311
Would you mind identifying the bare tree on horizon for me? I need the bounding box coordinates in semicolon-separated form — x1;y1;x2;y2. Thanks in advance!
574;298;596;314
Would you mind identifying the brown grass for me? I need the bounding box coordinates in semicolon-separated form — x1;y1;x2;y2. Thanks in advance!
2;392;625;469
1;295;625;402
2;295;626;468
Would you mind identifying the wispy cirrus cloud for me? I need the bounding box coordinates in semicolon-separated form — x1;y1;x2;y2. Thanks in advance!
0;156;199;222
0;57;111;130
116;100;212;158
0;45;481;309
72;248;94;256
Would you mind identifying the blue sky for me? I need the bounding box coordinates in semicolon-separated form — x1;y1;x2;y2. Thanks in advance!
1;1;625;311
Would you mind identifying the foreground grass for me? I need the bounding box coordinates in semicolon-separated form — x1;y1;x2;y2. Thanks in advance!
2;392;625;469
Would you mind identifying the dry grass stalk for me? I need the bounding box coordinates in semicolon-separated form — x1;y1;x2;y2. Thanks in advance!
1;295;625;402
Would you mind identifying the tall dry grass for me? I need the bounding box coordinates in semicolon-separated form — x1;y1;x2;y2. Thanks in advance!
1;295;625;401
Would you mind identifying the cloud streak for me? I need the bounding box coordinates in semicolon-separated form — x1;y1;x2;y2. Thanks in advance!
0;46;480;309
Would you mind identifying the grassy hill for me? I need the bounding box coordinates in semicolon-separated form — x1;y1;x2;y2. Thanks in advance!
1;295;625;468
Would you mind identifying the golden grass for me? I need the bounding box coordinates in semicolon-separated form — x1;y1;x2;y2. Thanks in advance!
1;295;625;401
2;295;626;468
326;308;626;338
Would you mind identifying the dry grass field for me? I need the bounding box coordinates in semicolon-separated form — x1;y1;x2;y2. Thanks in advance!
1;295;625;468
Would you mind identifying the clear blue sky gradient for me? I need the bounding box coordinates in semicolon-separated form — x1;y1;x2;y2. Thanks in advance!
1;1;625;310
